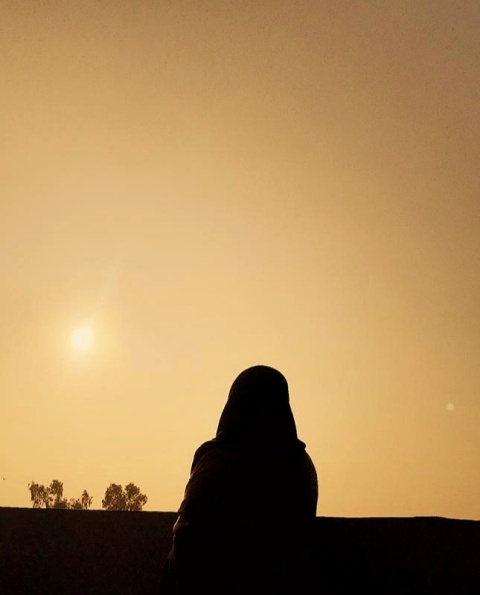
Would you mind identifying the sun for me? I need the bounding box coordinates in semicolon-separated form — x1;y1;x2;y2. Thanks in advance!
71;326;95;353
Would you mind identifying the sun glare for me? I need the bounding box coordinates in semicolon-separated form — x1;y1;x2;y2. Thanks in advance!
71;326;95;353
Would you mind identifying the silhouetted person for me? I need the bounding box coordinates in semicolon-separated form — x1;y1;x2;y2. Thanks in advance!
160;365;318;594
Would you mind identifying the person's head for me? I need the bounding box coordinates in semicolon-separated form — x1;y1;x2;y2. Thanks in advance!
216;365;299;445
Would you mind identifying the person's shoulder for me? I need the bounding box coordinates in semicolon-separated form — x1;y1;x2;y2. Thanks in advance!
190;438;235;472
190;440;216;470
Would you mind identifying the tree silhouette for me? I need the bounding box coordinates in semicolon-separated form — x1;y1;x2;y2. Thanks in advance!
81;489;93;509
28;481;49;508
102;482;148;511
68;490;93;510
28;480;92;509
48;479;66;508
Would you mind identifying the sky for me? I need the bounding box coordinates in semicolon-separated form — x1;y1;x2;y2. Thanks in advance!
1;1;479;519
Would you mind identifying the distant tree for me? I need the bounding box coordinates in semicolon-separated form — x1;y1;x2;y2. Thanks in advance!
102;483;125;510
28;479;65;508
28;480;92;510
67;498;82;510
123;482;148;511
102;482;148;511
28;481;49;508
81;489;93;509
48;479;67;508
68;491;93;510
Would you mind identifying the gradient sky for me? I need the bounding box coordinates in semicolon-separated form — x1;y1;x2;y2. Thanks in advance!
1;1;479;519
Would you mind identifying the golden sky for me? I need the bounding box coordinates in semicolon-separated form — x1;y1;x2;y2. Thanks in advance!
1;1;479;519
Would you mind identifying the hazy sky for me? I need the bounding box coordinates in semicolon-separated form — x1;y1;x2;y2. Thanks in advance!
1;1;479;519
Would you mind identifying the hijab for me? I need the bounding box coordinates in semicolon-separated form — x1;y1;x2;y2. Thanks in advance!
215;365;302;448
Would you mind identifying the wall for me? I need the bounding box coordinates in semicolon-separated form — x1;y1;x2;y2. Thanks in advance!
1;508;479;594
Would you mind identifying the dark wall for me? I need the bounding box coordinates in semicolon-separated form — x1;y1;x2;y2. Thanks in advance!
313;516;480;594
0;508;175;595
1;508;479;594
